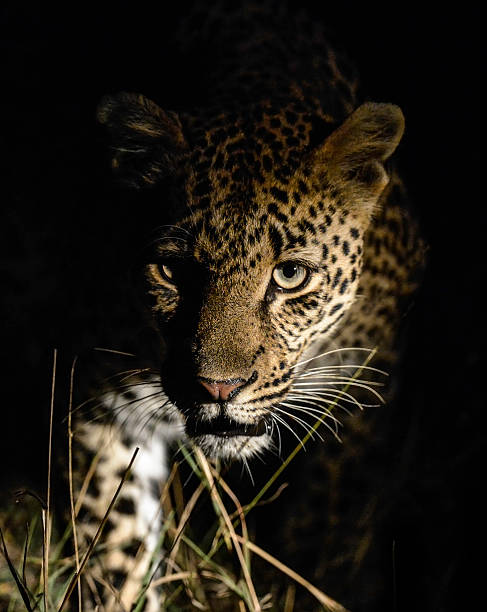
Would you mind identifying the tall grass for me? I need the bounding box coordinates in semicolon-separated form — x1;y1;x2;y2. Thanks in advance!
0;349;379;611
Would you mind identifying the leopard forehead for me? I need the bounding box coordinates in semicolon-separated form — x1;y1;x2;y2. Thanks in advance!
157;108;363;268
157;184;363;275
184;103;334;207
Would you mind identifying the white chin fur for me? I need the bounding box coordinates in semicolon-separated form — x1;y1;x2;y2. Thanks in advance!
193;433;273;461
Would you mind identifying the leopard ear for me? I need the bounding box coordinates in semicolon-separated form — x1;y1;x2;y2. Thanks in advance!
97;92;188;189
312;102;405;210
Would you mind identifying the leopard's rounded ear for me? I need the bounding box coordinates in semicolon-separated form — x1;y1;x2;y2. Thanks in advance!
97;92;188;189
312;102;405;209
324;102;404;164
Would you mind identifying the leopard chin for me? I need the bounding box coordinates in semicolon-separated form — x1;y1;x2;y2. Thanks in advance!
191;432;274;461
183;410;273;460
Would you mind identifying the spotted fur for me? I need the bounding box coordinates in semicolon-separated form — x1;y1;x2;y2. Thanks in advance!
70;1;425;609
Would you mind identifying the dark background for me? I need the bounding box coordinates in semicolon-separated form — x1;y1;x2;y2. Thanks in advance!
1;2;485;610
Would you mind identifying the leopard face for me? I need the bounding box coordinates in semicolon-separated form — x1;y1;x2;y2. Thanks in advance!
98;94;404;459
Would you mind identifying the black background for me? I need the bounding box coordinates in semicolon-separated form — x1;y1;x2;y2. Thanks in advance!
1;2;485;610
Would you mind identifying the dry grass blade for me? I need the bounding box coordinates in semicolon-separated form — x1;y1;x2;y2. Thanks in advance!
41;508;49;611
179;534;246;600
93;347;137;357
195;447;261;612
165;481;206;578
67;356;82;611
21;522;30;591
151;571;197;587
0;527;34;611
171;463;186;520
176;443;231;552
207;465;250;567
234;535;349;612
283;583;296;612
58;446;140;611
43;348;57;612
74;453;101;518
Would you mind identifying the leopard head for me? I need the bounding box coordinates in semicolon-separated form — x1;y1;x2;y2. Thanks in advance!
98;93;404;459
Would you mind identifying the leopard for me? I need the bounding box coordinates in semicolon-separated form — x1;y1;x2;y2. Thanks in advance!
1;2;426;611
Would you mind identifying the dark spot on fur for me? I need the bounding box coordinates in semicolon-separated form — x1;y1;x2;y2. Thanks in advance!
308;115;335;148
270;186;288;204
268;225;283;258
332;269;343;288
124;538;144;557
87;477;100;498
262;155;272;171
76;506;89;523
149;478;161;500
103;518;116;536
329;303;344;316
117;496;136;515
286;136;300;147
122;432;136;447
298;180;309;195
193;179;211;197
298;219;316;235
111;569;127;590
285;110;298;124
115;467;135;482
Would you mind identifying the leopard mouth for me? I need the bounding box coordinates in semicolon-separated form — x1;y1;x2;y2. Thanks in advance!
185;414;269;438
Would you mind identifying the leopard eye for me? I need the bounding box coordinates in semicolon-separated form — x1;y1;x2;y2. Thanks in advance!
149;263;174;285
160;264;173;281
272;262;309;290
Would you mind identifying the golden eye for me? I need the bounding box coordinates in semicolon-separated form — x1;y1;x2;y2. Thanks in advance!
272;262;308;290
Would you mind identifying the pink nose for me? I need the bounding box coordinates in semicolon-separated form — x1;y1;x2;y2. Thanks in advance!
199;378;246;401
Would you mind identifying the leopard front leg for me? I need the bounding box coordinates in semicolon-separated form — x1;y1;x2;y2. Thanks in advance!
71;413;177;611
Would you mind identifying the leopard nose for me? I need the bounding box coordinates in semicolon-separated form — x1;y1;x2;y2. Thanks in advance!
198;378;246;401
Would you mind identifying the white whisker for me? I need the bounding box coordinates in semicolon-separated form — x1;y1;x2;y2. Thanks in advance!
291;378;385;404
281;399;342;426
271;412;307;450
241;456;255;485
293;378;384;389
292;346;376;370
116;392;168;432
99;367;156;385
279;401;342;441
288;387;367;411
296;363;388;377
273;406;324;442
272;417;282;457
